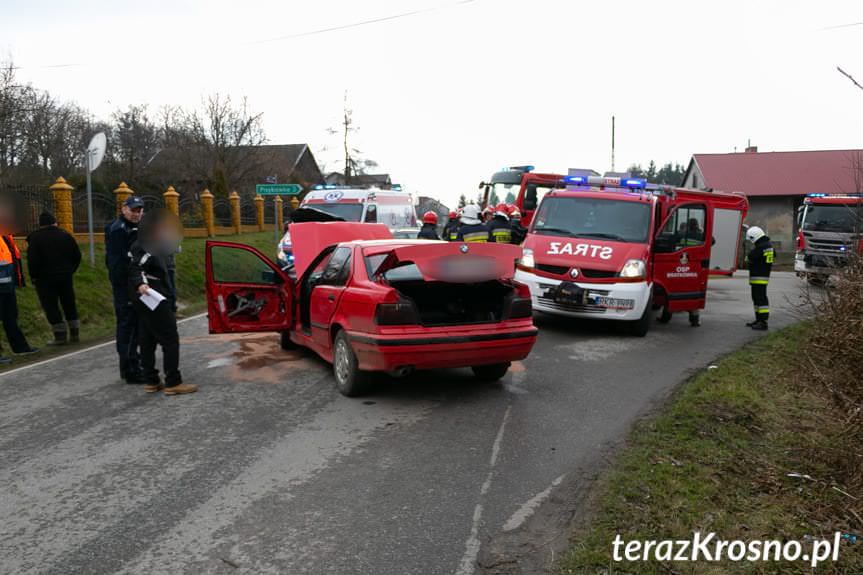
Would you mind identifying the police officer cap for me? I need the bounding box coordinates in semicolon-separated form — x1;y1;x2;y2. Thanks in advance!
124;196;145;209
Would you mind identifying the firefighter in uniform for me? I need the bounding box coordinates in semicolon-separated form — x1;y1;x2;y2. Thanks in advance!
487;203;513;244
443;211;460;241
745;226;773;331
508;206;527;245
129;209;196;395
456;205;489;242
417;211;440;240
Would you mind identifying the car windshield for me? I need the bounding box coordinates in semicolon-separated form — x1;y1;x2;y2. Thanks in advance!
307;203;364;221
492;182;521;205
531;197;651;243
802;204;862;232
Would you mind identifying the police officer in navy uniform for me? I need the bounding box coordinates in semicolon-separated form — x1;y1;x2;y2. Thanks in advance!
456;204;490;242
417;211;440;240
105;196;144;382
487;203;513;244
745;226;773;331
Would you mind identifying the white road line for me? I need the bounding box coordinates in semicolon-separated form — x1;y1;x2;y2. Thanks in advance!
0;312;207;379
455;404;512;575
502;474;565;532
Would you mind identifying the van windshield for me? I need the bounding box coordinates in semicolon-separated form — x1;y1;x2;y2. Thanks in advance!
532;197;651;243
802;204;861;233
307;203;364;221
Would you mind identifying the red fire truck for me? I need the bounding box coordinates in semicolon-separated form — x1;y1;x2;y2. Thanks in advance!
514;175;749;335
480;166;565;226
795;193;863;285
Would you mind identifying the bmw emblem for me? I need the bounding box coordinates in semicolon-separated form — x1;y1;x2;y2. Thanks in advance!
570;268;579;278
460;244;469;254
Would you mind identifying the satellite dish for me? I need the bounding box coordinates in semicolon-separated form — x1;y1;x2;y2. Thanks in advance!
87;132;107;172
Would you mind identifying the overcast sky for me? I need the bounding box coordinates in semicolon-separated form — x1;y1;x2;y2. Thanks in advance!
2;0;862;206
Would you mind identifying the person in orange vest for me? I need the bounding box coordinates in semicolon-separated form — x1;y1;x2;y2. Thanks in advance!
0;234;39;364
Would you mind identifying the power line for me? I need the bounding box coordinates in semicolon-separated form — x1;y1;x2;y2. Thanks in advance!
247;0;476;45
817;21;863;31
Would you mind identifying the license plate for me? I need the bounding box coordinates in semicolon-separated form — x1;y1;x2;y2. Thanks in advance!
591;296;635;310
554;282;584;304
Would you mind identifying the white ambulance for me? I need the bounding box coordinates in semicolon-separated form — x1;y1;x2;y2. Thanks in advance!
277;185;416;267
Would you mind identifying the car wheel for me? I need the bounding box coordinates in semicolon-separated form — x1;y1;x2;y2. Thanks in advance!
280;330;297;350
471;363;510;382
657;305;672;324
333;331;371;397
630;303;651;337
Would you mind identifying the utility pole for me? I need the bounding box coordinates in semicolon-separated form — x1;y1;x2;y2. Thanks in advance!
611;116;616;172
343;91;352;184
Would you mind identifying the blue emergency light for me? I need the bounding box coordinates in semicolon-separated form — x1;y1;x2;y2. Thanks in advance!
807;193;828;197
391;184;403;191
565;175;588;185
622;178;647;189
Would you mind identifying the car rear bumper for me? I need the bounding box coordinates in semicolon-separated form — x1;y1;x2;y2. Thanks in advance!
515;269;650;321
347;327;538;371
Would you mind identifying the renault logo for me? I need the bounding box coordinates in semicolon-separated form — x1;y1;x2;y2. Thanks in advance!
570;268;579;278
460;244;469;254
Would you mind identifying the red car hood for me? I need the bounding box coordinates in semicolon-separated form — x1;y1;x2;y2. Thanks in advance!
525;234;649;273
290;222;392;278
372;242;522;283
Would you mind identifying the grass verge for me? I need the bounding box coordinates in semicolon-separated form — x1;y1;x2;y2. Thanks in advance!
559;322;863;574
8;231;278;366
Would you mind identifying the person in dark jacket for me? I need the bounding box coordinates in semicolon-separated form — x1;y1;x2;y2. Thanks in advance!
744;226;773;331
487;203;513;244
26;212;82;345
0;234;39;364
129;209;196;395
508;206;527;245
442;211;460;241
456;205;490;242
417;211;440;240
106;196;144;382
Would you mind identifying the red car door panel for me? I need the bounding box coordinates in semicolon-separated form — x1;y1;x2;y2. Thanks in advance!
308;246;353;348
205;241;293;333
652;204;711;312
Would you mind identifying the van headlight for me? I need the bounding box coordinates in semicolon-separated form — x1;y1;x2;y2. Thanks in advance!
619;259;646;279
520;248;535;269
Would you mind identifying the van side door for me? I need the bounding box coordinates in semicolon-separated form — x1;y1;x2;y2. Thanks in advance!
652;204;711;312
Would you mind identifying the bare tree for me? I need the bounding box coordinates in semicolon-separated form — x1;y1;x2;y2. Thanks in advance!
110;105;161;183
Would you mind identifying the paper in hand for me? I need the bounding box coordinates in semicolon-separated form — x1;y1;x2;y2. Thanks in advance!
139;288;166;311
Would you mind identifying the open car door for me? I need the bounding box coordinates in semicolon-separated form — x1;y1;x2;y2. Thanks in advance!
205;241;293;334
652;203;712;312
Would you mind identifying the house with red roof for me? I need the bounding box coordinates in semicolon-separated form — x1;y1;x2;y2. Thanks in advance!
682;147;863;252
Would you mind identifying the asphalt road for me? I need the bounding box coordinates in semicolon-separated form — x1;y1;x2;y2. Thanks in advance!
1;272;806;575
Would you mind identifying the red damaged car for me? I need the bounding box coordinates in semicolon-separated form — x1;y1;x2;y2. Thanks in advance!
205;222;538;396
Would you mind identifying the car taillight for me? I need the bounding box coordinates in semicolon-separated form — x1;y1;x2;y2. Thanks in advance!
505;297;533;319
796;230;805;252
374;302;419;325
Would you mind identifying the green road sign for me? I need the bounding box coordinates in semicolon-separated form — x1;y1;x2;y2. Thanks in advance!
256;183;302;196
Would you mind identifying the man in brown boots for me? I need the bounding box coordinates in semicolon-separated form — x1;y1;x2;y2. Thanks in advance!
128;209;196;395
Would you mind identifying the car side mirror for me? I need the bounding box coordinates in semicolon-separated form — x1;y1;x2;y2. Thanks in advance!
261;269;281;284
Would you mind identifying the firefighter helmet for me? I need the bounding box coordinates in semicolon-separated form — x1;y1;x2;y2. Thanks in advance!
746;226;765;243
422;211;438;225
494;203;509;220
462;204;482;225
509;206;521;221
448;210;457;219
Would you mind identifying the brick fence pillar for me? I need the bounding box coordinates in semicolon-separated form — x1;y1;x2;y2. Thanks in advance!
200;189;215;237
254;195;264;231
229;191;241;234
113;182;133;215
49;177;74;234
275;196;284;233
163;185;179;216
